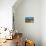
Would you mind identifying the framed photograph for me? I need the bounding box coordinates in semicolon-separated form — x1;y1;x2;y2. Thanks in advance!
25;16;34;23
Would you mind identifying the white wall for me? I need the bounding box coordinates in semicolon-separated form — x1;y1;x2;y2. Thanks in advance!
13;0;41;46
41;0;46;46
13;0;46;46
0;0;16;29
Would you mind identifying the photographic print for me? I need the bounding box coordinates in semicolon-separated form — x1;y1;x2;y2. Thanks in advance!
25;17;34;23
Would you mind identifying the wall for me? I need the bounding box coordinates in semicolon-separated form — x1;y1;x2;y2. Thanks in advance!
13;0;41;46
41;0;46;46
